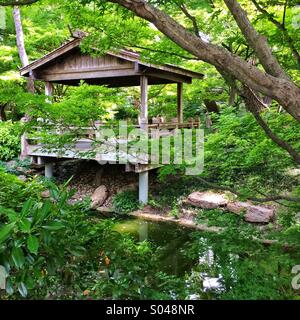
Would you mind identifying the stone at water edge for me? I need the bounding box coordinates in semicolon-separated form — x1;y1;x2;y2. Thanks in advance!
91;185;109;209
227;201;250;214
187;191;228;209
227;201;275;223
245;205;275;223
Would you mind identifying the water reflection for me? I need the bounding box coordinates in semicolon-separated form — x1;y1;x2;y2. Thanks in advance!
113;218;226;295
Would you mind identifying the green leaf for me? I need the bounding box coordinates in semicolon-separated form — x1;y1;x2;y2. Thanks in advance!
40;200;51;222
11;247;25;269
19;218;31;233
27;235;39;255
42;221;65;231
5;278;14;295
68;246;86;257
17;282;28;298
0;223;15;244
20;199;33;218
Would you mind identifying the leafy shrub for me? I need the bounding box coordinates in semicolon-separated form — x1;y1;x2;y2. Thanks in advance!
0;158;31;176
203;108;300;188
0;175;180;299
0;180;89;298
159;107;300;198
0;121;22;161
0;170;43;211
112;190;139;214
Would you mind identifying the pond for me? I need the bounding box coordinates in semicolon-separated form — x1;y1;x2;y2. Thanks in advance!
112;218;224;294
111;217;299;299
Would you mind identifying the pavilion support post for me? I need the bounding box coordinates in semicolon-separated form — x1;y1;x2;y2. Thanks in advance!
44;82;54;178
139;171;149;204
138;75;149;204
140;75;148;130
45;163;53;179
177;82;183;123
45;81;53;97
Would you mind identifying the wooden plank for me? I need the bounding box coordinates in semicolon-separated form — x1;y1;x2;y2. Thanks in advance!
144;69;192;84
20;38;81;76
43;64;133;75
39;69;138;81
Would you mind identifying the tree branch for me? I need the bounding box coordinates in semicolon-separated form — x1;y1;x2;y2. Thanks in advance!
242;85;300;165
106;0;300;122
251;0;300;67
282;0;288;27
224;0;289;80
0;0;40;5
176;3;200;37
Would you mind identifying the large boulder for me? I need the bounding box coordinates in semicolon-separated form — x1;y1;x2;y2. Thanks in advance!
91;185;108;209
227;201;250;214
245;205;275;223
227;201;275;223
187;192;228;209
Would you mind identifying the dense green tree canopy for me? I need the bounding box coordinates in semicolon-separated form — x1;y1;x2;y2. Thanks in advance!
0;0;300;302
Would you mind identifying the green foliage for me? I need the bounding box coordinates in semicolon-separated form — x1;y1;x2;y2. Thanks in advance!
112;190;140;214
0;173;182;299
0;121;22;161
82;224;183;299
0;158;31;176
0;0;300;301
0;179;90;298
159;107;300;200
0;169;43;211
203;107;300;194
184;229;299;300
35;84;119;126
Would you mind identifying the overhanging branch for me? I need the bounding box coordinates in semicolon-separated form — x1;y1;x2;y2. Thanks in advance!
0;0;40;5
250;0;300;67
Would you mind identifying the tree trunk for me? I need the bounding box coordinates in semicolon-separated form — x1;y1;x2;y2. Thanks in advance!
107;0;300;122
13;5;35;93
204;99;220;113
0;104;7;121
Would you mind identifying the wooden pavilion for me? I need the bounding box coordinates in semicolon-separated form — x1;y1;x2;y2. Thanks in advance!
20;34;204;204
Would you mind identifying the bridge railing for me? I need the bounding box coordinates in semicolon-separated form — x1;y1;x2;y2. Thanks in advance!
21;119;201;160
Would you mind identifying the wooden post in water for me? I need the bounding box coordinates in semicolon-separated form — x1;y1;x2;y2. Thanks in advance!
44;81;54;178
139;171;149;204
139;75;149;204
45;162;54;179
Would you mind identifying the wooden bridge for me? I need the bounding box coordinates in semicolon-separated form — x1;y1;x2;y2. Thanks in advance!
20;34;204;203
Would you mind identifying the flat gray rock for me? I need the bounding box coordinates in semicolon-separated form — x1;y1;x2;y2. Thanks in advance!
187;192;228;209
